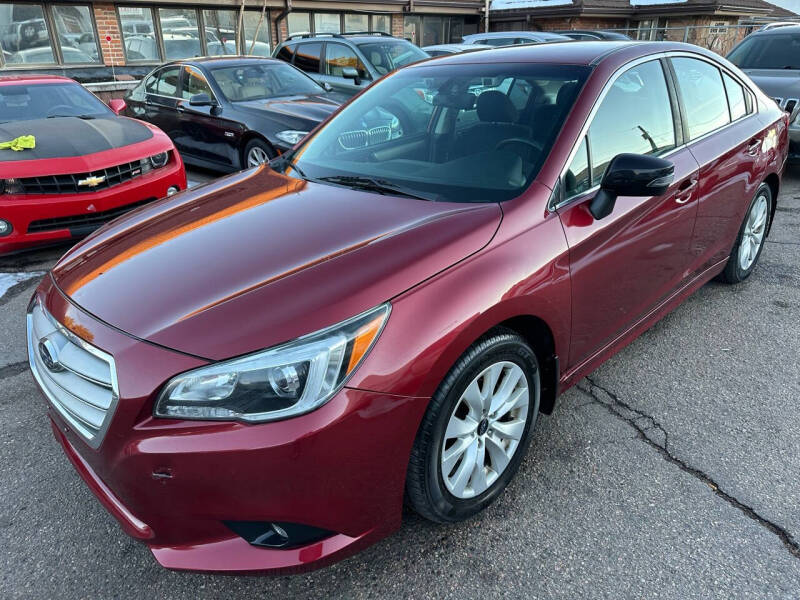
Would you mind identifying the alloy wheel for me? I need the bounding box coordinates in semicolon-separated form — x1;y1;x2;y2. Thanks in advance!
739;192;768;271
441;361;529;499
247;146;270;167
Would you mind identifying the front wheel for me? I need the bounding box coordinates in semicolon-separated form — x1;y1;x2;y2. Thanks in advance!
719;183;772;284
243;138;275;168
405;330;540;523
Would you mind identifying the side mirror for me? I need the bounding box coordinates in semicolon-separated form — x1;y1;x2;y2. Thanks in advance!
189;93;215;107
108;98;126;115
322;81;333;92
589;153;674;220
342;67;361;86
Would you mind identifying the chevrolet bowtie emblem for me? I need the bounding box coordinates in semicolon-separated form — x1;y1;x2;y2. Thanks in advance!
78;174;106;187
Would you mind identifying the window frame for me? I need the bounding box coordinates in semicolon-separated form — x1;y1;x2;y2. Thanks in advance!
552;51;760;212
180;64;219;103
0;2;103;69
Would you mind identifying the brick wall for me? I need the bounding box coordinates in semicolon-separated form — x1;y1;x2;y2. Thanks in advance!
391;13;405;38
93;3;125;68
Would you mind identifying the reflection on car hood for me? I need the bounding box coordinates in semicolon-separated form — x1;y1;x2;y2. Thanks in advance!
235;93;341;130
51;167;502;360
741;69;800;101
0;116;152;162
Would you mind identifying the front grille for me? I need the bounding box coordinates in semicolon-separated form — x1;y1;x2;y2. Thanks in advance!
27;198;154;234
27;300;118;449
17;159;145;195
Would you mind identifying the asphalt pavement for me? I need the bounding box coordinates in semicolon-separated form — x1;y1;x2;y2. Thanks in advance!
1;167;799;599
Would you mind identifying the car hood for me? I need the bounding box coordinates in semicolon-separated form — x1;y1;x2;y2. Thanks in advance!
0;116;152;162
741;69;800;100
51;167;502;360
234;93;341;130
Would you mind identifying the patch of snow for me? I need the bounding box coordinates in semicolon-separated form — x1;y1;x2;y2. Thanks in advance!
0;271;44;300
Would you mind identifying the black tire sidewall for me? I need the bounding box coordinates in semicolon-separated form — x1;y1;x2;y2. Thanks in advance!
421;336;540;522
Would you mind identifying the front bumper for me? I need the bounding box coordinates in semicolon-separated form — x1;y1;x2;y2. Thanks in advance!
0;156;185;255
30;276;426;574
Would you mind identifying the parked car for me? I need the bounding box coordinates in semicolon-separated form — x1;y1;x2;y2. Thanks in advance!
553;29;631;41
273;32;429;96
461;31;571;46
422;43;492;56
727;25;800;160
1;17;48;52
122;56;344;171
28;41;788;574
0;75;185;255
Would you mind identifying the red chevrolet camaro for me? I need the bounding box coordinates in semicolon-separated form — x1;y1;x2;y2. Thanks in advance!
0;75;186;255
27;42;787;574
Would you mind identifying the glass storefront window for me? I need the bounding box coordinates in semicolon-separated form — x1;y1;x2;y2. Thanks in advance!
0;3;55;65
314;13;341;34
344;14;368;33
243;10;270;56
53;5;100;64
373;15;391;35
203;9;237;55
422;16;443;46
158;8;201;59
403;15;420;45
119;6;158;62
287;12;310;36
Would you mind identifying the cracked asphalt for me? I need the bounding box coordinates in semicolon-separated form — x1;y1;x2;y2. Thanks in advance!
1;168;799;599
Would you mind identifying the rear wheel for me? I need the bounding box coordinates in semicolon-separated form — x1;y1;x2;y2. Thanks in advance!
406;330;540;523
719;183;772;284
243;138;275;168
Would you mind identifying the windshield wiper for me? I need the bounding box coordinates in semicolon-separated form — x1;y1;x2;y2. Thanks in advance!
47;114;96;119
317;175;435;202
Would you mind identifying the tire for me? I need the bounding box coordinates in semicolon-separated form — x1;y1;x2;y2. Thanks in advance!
718;182;772;284
242;138;275;169
406;329;540;523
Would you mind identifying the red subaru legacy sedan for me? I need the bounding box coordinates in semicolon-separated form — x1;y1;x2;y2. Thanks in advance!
0;75;186;255
27;42;787;574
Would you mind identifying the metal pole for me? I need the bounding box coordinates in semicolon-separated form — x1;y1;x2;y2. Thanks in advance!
485;0;490;32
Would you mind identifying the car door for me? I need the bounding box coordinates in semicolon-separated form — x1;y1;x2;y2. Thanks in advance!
319;42;371;96
143;65;183;141
176;65;239;168
668;56;768;274
557;58;701;369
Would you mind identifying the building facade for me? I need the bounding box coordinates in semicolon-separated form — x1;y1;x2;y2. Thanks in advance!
0;0;484;82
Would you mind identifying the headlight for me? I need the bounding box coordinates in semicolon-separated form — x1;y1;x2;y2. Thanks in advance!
0;178;23;195
139;151;170;174
275;130;309;146
154;304;390;422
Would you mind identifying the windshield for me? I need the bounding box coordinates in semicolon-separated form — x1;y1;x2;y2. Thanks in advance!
210;62;323;101
284;62;589;203
728;33;800;69
357;41;429;74
0;82;111;122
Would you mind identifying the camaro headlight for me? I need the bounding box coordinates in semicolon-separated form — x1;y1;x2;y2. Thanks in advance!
154;304;390;422
0;179;23;195
275;130;309;146
140;151;170;173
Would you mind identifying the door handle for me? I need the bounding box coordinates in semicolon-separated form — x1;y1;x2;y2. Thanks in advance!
674;177;697;205
746;138;761;155
176;104;186;112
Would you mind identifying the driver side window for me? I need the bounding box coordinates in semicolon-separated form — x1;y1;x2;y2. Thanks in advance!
563;60;676;200
181;66;215;100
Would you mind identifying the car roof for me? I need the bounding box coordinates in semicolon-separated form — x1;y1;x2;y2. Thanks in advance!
422;43;491;51
463;31;570;41
0;74;73;86
748;24;800;36
408;40;715;68
166;55;282;67
284;34;408;45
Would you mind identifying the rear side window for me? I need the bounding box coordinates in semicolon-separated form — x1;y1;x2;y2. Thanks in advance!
275;44;295;63
671;57;730;140
294;42;322;73
588;60;676;183
146;67;181;97
722;72;747;121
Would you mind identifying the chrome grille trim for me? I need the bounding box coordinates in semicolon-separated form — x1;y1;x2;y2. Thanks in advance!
27;300;119;449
